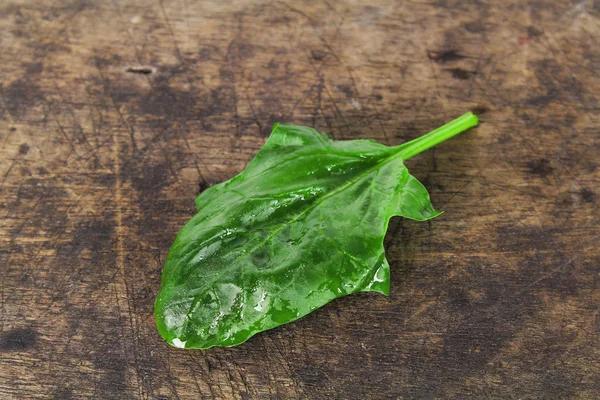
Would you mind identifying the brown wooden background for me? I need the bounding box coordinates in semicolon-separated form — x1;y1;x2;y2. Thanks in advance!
1;1;599;399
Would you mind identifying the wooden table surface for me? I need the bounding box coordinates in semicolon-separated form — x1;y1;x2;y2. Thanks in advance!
1;1;599;399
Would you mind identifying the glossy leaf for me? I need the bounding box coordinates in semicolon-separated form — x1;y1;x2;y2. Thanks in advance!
155;112;478;349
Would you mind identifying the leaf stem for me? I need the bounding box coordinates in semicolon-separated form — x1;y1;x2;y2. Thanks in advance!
395;112;479;160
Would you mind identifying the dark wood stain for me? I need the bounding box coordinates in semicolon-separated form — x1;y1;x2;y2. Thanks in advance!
18;143;30;155
446;67;477;80
0;328;37;351
311;49;329;61
51;387;74;400
526;158;555;177
427;49;466;63
125;66;154;75
580;188;596;203
2;79;44;118
1;0;599;398
527;25;544;37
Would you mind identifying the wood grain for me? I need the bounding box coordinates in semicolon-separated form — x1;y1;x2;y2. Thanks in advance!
1;1;598;398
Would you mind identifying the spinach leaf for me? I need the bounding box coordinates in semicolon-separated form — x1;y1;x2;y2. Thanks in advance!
155;112;478;349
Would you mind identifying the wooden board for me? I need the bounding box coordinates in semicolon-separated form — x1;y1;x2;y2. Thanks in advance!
1;1;599;398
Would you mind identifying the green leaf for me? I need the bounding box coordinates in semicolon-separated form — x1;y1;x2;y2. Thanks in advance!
155;112;478;349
